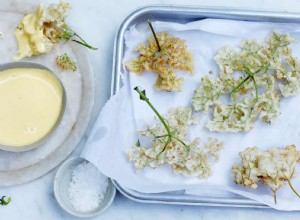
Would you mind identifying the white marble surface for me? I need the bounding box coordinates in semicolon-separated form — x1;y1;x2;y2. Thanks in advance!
2;0;300;219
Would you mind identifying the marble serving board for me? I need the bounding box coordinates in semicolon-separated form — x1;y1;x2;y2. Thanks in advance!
0;0;95;186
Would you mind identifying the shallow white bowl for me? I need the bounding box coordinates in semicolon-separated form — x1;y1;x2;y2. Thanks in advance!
54;157;116;218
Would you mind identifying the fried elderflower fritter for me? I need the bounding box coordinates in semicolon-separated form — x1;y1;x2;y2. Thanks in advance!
43;1;97;50
232;145;300;204
126;32;193;92
127;88;223;178
192;31;300;132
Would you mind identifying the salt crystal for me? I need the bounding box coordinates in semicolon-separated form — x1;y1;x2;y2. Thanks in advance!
68;161;109;212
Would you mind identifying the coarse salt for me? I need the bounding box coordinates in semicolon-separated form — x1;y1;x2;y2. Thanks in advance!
68;161;108;212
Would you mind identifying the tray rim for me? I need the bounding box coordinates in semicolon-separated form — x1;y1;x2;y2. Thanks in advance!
111;5;300;209
113;181;269;208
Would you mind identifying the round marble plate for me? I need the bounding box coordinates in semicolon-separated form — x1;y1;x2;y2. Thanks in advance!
0;0;95;186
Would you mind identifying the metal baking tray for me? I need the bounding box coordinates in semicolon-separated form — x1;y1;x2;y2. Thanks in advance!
111;5;300;208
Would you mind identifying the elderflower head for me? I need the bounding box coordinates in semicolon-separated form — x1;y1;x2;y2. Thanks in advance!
126;32;193;92
44;1;70;25
127;107;224;178
232;145;300;203
192;31;299;132
56;53;77;71
42;1;72;44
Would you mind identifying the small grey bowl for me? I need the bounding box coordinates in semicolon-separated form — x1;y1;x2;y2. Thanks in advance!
54;157;116;218
0;62;66;152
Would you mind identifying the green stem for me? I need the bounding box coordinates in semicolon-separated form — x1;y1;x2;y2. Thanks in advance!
244;67;254;77
287;178;300;199
72;33;98;50
134;87;190;155
173;136;190;152
74;32;88;44
272;190;277;204
135;87;171;136
156;137;171;158
148;19;161;51
231;66;259;104
231;76;251;94
155;134;169;139
251;76;259;103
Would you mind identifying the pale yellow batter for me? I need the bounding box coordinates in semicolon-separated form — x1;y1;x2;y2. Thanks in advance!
0;68;63;147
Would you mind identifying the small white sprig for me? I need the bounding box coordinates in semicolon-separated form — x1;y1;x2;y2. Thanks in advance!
56;53;77;71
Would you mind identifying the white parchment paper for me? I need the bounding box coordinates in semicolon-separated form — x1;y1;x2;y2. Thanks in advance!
82;19;300;210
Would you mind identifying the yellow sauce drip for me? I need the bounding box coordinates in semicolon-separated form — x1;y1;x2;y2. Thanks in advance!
14;4;52;61
0;68;63;147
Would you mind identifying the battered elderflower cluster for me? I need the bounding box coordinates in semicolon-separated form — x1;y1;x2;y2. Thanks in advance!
126;21;193;92
42;1;97;50
44;1;70;26
127;87;224;178
232;145;300;204
192;31;300;132
42;1;70;45
56;53;77;71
